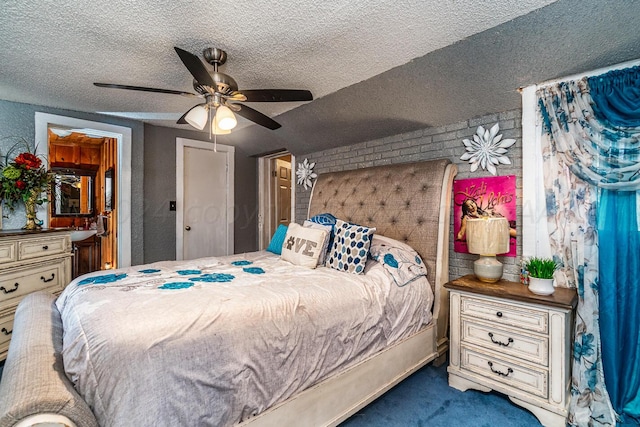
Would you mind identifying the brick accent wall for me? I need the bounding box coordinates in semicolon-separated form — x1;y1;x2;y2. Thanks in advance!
295;110;523;283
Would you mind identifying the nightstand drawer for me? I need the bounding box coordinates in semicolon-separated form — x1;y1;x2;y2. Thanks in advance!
0;315;13;348
461;346;548;398
18;235;68;260
461;294;548;334
0;261;64;307
461;319;549;366
0;241;17;264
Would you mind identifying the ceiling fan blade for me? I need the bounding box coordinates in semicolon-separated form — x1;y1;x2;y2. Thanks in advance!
223;91;247;102
234;104;281;130
94;82;200;98
240;89;313;102
177;103;207;124
174;47;216;87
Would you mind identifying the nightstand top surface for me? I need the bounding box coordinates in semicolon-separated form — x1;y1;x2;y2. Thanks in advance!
0;228;72;238
445;274;578;310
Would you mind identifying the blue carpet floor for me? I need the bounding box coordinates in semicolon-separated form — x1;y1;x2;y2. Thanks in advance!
0;360;541;426
340;361;542;427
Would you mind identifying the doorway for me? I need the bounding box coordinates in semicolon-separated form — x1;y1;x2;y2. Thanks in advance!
176;138;235;260
258;152;295;249
35;113;132;268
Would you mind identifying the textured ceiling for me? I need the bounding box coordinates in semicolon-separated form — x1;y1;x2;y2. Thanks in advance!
2;0;640;156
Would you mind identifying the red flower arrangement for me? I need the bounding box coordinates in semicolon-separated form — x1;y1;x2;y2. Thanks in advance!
0;138;53;212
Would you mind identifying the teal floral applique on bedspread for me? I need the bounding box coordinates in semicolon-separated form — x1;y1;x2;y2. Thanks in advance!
139;269;161;274
243;267;264;274
189;273;235;283
176;269;202;275
78;273;128;286
159;282;194;290
231;260;252;266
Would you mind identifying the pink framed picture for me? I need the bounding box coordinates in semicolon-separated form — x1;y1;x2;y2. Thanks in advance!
453;175;516;257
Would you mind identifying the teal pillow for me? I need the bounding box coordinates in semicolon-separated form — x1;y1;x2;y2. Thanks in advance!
267;224;288;255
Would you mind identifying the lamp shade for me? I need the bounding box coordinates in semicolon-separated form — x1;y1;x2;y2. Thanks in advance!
466;217;510;255
466;217;510;283
184;105;208;130
215;105;237;130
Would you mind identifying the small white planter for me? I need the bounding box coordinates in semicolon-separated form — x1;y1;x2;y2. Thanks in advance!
528;277;555;295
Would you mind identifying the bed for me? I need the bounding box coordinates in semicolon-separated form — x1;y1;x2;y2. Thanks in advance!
0;158;457;427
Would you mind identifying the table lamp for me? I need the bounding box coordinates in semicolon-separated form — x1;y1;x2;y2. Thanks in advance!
465;217;510;283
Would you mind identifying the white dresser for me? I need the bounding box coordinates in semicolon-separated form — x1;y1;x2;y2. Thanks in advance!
445;275;577;427
0;229;72;361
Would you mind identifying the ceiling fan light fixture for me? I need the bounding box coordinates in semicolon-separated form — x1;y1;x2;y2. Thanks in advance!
185;105;208;130
215;105;237;130
211;118;231;135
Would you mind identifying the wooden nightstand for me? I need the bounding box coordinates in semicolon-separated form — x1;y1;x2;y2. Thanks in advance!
445;275;577;427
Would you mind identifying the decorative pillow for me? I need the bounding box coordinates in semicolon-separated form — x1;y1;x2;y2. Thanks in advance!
303;220;332;266
281;223;328;268
308;212;337;226
369;234;427;287
308;212;337;256
266;224;288;255
325;219;376;274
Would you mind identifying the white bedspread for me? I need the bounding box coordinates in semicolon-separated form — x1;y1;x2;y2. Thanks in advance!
56;250;433;426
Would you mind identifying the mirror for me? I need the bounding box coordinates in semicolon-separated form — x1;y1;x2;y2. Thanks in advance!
51;168;96;216
105;168;114;212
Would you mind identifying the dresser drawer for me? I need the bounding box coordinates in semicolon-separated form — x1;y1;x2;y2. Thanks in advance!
0;315;14;348
460;294;548;334
18;235;68;260
0;241;17;264
461;345;548;398
461;319;549;366
0;261;65;307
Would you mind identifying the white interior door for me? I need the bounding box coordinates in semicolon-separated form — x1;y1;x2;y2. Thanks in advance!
176;138;234;260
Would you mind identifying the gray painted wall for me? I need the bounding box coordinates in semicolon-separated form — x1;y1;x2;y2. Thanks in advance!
0;100;145;266
295;110;523;283
143;124;258;263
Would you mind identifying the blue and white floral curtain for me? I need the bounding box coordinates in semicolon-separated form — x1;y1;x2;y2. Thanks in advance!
537;65;640;426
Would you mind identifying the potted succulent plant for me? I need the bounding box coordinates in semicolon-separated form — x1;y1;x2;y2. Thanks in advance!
524;257;558;295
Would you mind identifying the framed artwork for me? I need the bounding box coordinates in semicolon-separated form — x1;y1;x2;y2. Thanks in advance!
453;175;516;257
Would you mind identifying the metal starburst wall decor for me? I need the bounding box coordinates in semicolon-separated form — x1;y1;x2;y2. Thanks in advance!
296;158;317;190
460;123;516;175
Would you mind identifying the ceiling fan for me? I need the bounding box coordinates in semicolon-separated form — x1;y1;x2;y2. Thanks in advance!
94;47;313;133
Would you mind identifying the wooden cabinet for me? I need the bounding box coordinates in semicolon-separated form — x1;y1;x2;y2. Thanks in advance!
50;143;100;167
72;235;101;279
0;229;72;360
445;275;577;427
50;143;80;165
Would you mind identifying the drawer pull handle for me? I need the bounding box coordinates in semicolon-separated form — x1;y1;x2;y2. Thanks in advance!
41;273;55;283
0;283;19;294
1;327;11;336
496;311;503;318
488;332;513;347
42;245;49;250
488;361;513;377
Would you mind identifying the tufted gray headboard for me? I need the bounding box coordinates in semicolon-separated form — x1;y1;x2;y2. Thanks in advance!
308;159;457;351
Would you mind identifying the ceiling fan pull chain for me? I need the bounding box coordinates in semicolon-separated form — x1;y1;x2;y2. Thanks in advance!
208;105;212;141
